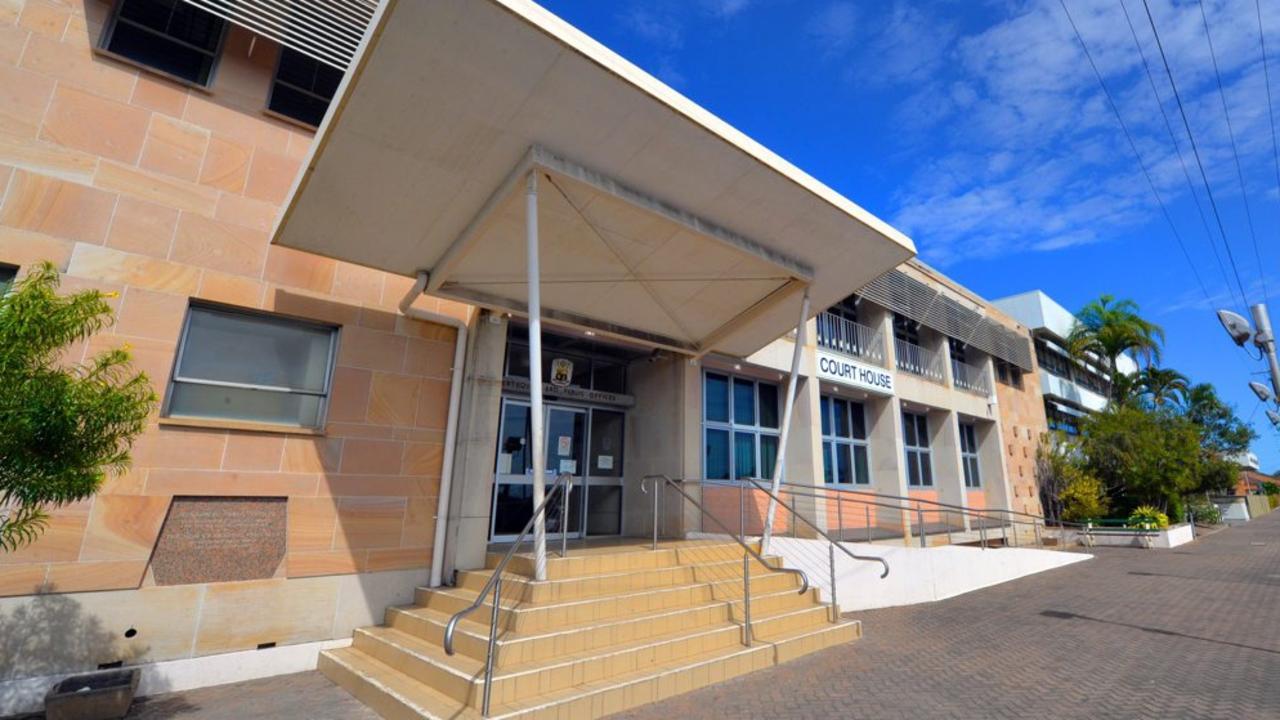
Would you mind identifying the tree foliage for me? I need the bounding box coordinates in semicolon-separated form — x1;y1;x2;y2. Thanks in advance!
1136;367;1190;408
1066;294;1165;401
1077;405;1200;515
0;263;156;551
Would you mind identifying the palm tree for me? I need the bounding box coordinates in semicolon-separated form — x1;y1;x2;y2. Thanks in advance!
1066;295;1165;402
1136;366;1190;407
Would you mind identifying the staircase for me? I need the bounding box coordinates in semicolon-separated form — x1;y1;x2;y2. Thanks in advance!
319;541;859;719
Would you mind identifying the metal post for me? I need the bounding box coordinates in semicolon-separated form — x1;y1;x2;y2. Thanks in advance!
525;172;548;582
481;576;501;716
651;478;660;551
946;510;953;545
761;289;811;555
979;523;987;550
828;542;838;623
1009;519;1018;548
917;505;926;548
865;504;872;543
742;554;752;646
739;480;746;538
1034;520;1043;548
1250;303;1280;399
559;477;569;559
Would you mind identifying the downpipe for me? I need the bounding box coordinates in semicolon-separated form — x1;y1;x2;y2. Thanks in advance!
399;271;467;587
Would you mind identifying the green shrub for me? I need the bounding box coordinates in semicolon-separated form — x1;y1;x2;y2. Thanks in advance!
1184;496;1221;525
1270;495;1279;510
1127;505;1169;529
1060;469;1110;522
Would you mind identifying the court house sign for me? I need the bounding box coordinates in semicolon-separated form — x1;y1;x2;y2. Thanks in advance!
816;350;895;396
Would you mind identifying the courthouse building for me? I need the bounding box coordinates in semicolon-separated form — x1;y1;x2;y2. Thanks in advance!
0;0;1049;716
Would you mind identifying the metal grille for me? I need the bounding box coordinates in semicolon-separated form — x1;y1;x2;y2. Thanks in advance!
854;269;1034;372
180;0;378;70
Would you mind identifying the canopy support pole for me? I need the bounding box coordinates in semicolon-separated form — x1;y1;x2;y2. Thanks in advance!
760;288;810;555
526;171;548;582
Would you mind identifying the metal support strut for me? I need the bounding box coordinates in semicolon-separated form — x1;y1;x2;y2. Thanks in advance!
760;289;811;554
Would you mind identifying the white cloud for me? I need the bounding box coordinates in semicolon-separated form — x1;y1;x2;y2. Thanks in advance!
880;0;1280;283
704;0;751;19
806;2;859;56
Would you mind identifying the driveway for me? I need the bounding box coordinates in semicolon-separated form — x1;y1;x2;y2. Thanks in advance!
126;512;1280;719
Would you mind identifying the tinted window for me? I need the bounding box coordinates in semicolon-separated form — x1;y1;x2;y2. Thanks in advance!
104;0;225;85
269;48;344;127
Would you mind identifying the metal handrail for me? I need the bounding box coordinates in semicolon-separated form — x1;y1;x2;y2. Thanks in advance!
816;312;885;365
772;481;1047;549
950;357;990;395
894;338;945;382
781;480;1045;524
641;474;809;595
743;479;890;578
442;472;573;716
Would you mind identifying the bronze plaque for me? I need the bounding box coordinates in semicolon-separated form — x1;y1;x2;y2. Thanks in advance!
150;497;287;586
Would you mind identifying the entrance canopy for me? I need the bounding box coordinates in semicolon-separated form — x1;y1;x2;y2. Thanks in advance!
273;0;916;357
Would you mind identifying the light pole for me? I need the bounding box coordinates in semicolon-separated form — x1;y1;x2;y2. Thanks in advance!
1218;304;1280;422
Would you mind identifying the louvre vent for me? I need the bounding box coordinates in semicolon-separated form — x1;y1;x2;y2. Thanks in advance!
854;269;1034;372
180;0;379;70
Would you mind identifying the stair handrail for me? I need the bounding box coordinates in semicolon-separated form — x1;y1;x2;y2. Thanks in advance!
742;479;890;578
442;471;573;658
771;480;1046;549
641;474;809;595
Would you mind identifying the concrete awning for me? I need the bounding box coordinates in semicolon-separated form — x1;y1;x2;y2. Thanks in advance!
273;0;915;357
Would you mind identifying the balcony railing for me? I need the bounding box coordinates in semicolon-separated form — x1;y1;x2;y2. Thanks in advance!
894;338;945;383
816;312;885;365
951;358;991;396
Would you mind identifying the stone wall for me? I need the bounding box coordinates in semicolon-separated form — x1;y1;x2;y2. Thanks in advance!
0;0;470;674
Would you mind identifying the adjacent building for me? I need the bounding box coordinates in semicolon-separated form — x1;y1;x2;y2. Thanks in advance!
0;0;1049;715
992;290;1137;435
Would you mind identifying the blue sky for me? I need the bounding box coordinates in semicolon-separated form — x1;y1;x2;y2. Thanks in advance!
539;0;1280;471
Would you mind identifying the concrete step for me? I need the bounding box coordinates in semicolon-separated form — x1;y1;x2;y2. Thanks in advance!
321;620;860;719
491;542;756;580
387;592;831;668
413;572;806;634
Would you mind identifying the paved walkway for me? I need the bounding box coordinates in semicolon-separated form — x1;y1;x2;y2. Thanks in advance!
124;513;1280;719
620;513;1280;720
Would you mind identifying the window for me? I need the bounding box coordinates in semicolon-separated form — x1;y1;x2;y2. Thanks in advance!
959;422;981;488
164;305;339;429
821;396;870;485
948;338;967;364
902;410;932;487
0;265;15;295
101;0;227;86
995;360;1023;389
269;48;343;127
1034;338;1072;378
1046;403;1081;436
703;372;780;480
893;314;920;346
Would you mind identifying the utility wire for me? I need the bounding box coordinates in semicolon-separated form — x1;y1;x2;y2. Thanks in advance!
1140;0;1253;310
1119;0;1237;308
1058;0;1214;309
1257;0;1280;297
1198;0;1269;305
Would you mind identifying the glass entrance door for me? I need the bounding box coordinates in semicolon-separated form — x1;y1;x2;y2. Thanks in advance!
492;400;586;542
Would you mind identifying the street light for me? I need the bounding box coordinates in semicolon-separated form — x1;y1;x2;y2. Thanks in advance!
1217;304;1280;404
1250;381;1272;403
1218;309;1253;346
1267;409;1280;428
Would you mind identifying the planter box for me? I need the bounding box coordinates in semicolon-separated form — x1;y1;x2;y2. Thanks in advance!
1082;523;1193;549
44;668;139;720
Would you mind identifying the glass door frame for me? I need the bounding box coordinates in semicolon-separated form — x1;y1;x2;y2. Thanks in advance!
493;397;622;543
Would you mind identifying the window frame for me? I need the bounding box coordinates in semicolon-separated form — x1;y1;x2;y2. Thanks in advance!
0;264;16;295
902;410;933;487
820;395;871;486
99;0;230;89
162;302;341;431
265;46;343;129
702;370;781;481
959;422;982;488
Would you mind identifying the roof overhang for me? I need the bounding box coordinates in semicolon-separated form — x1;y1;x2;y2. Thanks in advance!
272;0;916;357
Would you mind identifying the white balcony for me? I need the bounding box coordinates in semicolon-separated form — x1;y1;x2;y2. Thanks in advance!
816;312;885;365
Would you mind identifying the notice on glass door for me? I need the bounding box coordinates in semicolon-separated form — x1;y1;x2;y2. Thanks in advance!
557;435;572;456
597;455;614;470
559;459;577;474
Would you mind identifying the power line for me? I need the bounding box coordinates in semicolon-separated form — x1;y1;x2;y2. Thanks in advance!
1119;0;1238;309
1140;0;1253;310
1057;0;1213;308
1257;0;1280;297
1197;0;1269;304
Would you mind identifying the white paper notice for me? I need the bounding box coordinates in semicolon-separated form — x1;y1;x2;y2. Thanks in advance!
497;453;512;474
598;455;614;470
557;435;572;456
559;459;577;474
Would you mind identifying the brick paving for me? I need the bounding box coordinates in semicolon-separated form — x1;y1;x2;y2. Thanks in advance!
125;513;1280;719
620;512;1280;720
